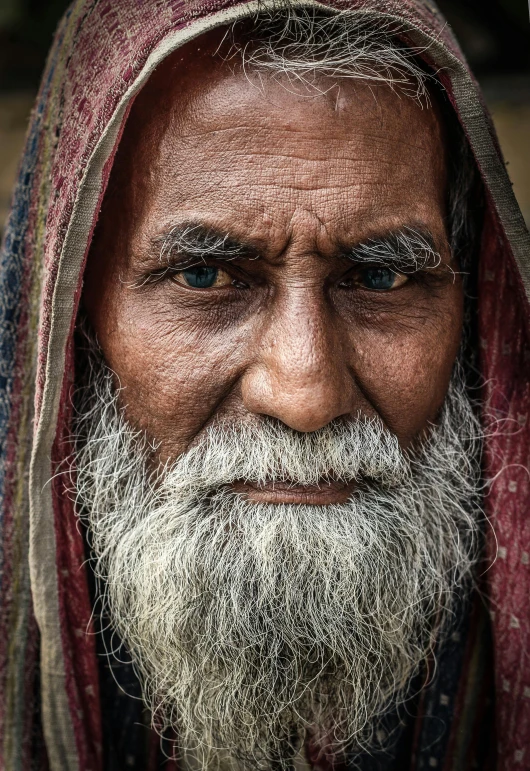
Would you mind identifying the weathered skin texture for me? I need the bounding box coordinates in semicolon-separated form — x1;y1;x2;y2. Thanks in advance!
84;30;462;503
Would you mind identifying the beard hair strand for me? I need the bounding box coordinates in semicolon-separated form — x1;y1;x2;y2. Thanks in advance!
73;349;482;769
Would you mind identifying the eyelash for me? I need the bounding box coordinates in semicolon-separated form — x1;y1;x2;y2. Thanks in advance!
140;263;248;290
340;266;442;292
352;265;449;288
139;262;448;292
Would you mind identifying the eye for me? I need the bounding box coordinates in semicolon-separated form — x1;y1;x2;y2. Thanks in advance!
347;267;409;291
172;266;233;289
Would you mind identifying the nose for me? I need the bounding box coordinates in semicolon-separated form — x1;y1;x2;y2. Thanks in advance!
241;291;356;433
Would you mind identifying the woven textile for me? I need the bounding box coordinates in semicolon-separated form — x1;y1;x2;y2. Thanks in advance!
0;1;528;769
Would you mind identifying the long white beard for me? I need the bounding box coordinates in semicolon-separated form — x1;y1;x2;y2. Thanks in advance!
74;356;482;769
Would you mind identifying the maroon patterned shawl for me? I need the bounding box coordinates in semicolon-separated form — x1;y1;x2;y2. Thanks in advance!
0;1;529;769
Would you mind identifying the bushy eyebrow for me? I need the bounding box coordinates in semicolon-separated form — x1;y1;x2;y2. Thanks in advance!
152;223;258;267
149;222;441;274
346;228;442;273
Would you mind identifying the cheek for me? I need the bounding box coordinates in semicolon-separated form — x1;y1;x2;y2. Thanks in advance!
349;297;463;444
96;294;253;458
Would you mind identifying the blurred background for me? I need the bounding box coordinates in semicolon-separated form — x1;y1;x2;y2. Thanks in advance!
0;0;529;235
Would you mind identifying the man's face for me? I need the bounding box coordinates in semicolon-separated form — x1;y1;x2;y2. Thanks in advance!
84;34;462;483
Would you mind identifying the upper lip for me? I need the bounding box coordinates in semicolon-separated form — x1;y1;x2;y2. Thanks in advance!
229;478;356;503
239;479;348;490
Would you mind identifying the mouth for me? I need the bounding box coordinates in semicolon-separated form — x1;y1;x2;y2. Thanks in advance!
229;479;355;505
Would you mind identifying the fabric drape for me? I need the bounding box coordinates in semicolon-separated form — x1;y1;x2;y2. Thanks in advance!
0;1;528;769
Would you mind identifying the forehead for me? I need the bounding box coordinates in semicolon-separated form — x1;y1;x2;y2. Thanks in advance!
109;29;448;255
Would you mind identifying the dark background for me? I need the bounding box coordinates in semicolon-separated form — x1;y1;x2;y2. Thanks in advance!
0;0;529;232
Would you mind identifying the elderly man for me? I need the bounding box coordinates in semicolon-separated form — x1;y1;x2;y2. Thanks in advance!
1;1;529;770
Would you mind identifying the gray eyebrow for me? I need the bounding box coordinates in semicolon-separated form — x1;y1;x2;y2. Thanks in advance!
348;228;442;273
152;223;440;273
154;223;255;265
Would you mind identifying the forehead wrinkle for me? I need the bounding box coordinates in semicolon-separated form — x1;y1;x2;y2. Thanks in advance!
175;136;434;172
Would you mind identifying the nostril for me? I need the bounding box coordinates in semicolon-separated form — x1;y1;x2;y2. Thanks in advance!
242;366;354;433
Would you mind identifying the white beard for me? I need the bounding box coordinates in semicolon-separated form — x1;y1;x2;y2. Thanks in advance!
74;356;482;769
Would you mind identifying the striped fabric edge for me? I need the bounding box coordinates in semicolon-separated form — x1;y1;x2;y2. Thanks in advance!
0;5;80;768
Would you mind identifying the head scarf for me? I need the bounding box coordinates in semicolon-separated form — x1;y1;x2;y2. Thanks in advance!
0;1;528;769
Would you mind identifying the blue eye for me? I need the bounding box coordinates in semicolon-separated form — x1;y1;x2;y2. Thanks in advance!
360;267;398;290
182;266;219;288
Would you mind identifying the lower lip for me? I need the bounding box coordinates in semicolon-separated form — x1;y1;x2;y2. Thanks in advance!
229;480;355;505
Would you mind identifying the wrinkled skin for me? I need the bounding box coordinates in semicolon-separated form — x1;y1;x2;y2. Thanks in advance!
84;30;463;503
